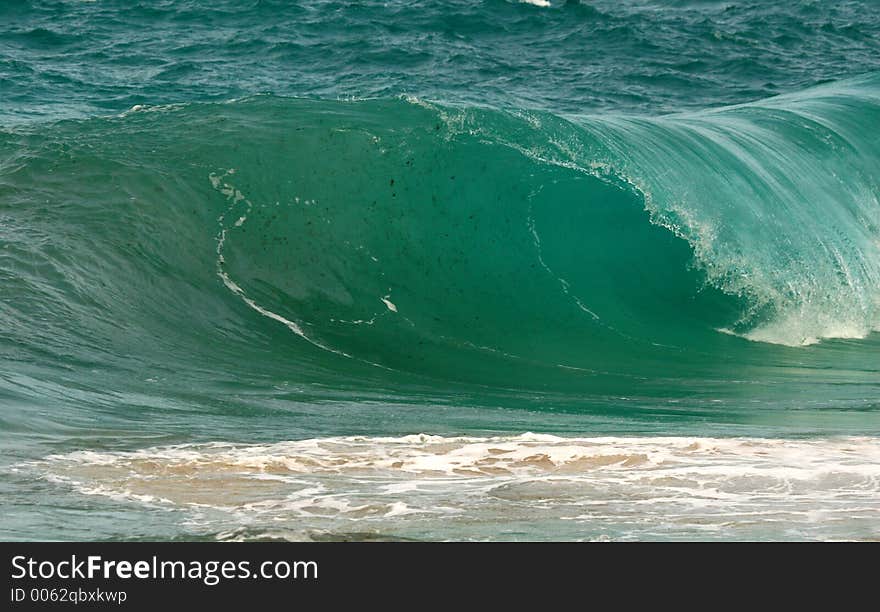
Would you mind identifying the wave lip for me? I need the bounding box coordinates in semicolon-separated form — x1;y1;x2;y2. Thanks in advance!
566;74;880;346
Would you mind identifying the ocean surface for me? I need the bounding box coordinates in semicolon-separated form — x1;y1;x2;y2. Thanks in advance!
2;0;879;541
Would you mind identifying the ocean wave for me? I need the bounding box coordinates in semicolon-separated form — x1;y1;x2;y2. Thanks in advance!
1;75;879;391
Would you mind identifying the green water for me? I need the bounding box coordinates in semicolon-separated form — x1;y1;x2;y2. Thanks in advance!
1;0;879;541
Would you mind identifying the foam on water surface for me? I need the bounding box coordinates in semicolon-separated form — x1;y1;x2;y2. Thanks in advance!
18;434;880;541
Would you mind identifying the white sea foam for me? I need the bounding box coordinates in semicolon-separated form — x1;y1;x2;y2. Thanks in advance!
380;295;398;312
26;434;880;541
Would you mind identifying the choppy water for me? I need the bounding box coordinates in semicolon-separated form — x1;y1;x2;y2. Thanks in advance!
2;0;879;541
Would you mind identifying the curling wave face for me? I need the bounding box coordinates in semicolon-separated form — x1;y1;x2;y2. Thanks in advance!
2;76;879;396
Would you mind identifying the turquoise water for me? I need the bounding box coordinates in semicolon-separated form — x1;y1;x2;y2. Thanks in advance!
2;0;880;541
